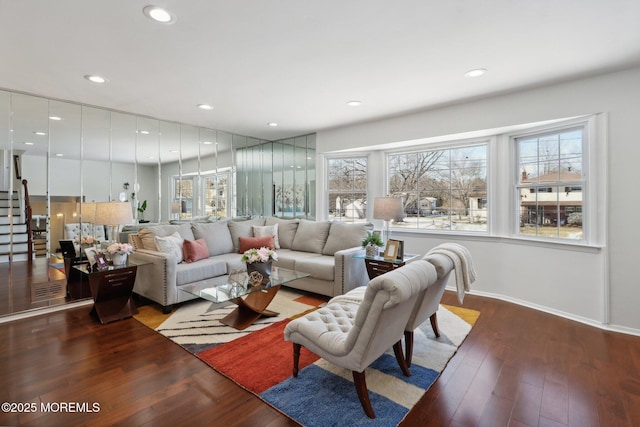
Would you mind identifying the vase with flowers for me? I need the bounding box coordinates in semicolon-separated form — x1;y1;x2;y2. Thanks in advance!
241;246;278;282
106;242;134;266
75;235;99;252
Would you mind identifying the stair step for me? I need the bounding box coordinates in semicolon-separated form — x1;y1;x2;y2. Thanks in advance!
0;252;31;263
0;217;24;226
0;233;28;244
0;242;29;253
0;224;27;233
0;207;21;216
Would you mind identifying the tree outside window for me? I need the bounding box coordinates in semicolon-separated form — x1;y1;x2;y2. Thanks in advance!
327;157;367;223
388;145;488;231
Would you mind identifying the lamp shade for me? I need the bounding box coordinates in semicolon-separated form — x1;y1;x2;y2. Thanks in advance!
81;202;97;223
373;197;404;221
94;201;133;226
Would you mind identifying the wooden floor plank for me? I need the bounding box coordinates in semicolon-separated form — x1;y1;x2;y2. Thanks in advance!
1;290;640;426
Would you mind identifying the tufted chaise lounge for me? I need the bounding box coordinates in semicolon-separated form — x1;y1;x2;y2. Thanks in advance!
284;259;438;418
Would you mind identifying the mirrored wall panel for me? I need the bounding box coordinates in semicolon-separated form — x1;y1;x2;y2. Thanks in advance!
0;88;315;318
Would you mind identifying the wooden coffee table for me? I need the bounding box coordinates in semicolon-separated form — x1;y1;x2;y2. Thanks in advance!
180;267;310;330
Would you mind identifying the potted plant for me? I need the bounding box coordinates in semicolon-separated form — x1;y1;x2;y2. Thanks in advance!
137;200;149;223
361;231;383;258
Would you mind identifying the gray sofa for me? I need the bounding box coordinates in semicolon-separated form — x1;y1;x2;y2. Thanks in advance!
128;217;372;312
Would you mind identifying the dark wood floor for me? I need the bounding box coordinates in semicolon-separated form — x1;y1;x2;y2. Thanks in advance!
1;290;639;426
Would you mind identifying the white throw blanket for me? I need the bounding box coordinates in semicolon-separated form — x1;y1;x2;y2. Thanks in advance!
427;243;477;303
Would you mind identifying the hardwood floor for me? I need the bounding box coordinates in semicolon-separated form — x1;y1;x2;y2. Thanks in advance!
0;290;639;426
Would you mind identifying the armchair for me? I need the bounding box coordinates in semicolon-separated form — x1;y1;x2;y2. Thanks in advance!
284;259;437;418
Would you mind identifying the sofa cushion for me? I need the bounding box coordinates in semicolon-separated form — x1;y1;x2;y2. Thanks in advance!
294;254;335;281
139;223;195;251
252;224;280;249
182;238;209;263
322;222;371;255
238;235;276;253
192;221;234;256
265;217;299;249
175;258;228;286
155;232;184;263
228;218;266;252
291;220;331;253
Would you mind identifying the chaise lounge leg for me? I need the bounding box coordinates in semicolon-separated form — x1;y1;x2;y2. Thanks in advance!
403;331;414;367
293;343;301;377
393;340;411;377
352;371;375;419
162;305;173;314
430;312;440;337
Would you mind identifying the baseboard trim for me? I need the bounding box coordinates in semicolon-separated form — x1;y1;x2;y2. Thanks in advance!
452;287;640;337
0;299;94;324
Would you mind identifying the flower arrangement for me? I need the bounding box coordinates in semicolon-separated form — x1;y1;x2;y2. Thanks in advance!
106;243;134;255
75;235;99;245
241;246;278;264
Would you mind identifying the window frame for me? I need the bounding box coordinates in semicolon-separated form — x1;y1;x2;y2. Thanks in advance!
324;154;369;223
508;116;602;246
384;138;490;234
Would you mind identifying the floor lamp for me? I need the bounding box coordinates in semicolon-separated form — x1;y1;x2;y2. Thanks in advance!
94;201;133;244
373;197;404;245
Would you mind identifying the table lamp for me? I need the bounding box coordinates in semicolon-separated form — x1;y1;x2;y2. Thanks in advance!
95;201;133;243
81;202;97;240
373;197;404;245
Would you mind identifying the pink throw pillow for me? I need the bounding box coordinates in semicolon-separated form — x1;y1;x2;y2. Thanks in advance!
238;236;276;254
182;238;209;263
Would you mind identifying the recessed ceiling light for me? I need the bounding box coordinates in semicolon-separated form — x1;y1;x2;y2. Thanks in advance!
464;68;487;78
137;130;150;134
84;74;108;84
24;142;34;145
143;5;176;24
33;131;46;136
268;122;278;127
55;153;63;157
346;101;362;107
197;104;214;110
170;150;178;153
49;116;62;121
201;141;213;145
147;156;154;160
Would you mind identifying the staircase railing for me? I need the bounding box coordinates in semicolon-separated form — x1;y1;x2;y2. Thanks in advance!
22;179;33;261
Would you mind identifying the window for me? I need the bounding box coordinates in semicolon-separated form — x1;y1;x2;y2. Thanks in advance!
172;176;194;219
202;171;229;219
516;127;584;240
327;157;367;223
387;144;488;232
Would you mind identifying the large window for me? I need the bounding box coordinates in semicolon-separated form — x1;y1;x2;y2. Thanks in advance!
172;176;194;219
202;171;230;219
516;127;584;240
327;157;367;223
387;144;488;232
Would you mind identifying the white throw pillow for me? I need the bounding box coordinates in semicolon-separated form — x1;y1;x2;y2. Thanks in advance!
155;231;184;263
252;224;280;249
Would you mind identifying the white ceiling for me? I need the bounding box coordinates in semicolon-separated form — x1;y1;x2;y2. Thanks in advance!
1;0;639;142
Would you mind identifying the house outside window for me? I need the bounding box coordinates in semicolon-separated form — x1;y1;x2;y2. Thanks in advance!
516;127;584;240
387;144;488;232
327;157;367;223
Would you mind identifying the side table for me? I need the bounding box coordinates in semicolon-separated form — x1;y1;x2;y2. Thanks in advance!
73;263;141;324
355;253;420;279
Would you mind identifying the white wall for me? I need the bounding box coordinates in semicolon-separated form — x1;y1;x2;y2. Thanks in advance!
317;67;640;334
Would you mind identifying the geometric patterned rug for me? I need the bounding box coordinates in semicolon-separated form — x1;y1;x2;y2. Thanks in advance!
135;288;479;426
